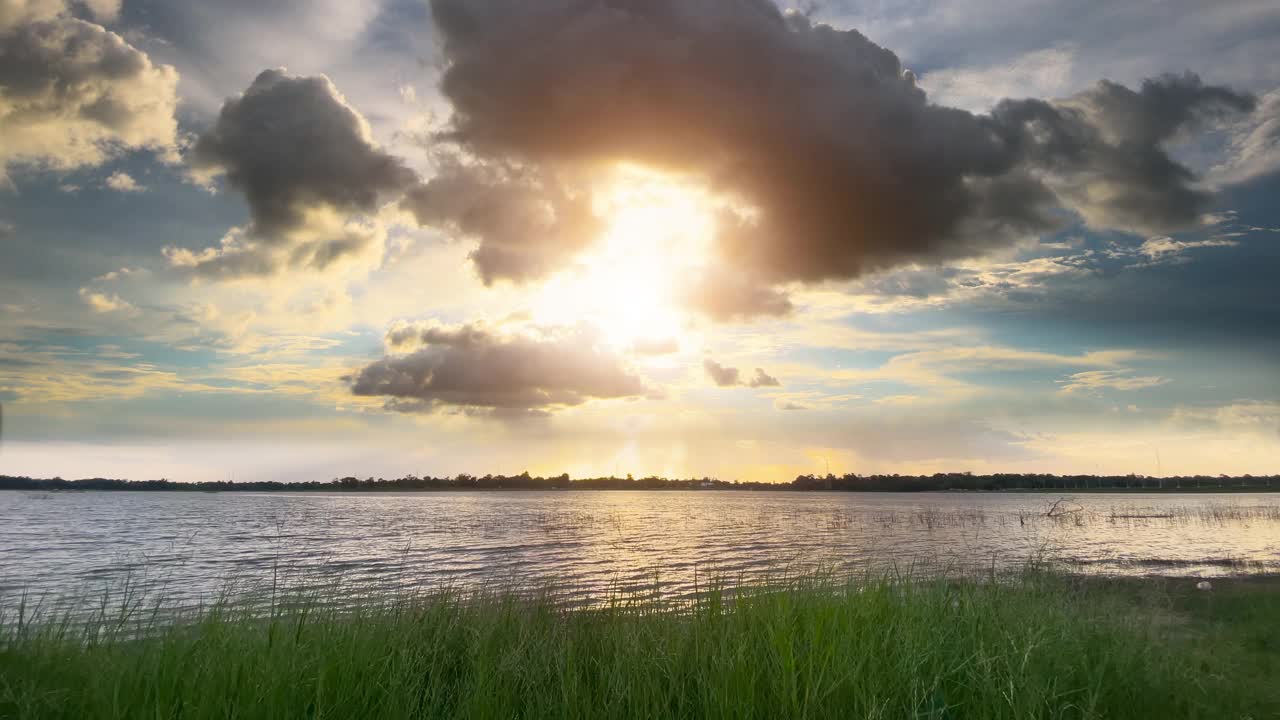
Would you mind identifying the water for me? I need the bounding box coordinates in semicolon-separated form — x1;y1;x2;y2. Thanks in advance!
2;491;1278;611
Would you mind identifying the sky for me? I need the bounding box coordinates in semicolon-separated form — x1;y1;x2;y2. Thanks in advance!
0;0;1277;483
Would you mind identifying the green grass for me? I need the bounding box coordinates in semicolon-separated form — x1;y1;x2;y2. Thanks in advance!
2;572;1278;719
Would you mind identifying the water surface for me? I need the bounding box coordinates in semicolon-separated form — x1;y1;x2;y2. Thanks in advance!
2;491;1277;609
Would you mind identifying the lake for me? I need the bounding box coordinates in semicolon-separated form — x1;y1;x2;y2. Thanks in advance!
2;491;1278;611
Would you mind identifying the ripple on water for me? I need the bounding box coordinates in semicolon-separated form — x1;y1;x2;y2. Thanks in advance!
2;491;1279;613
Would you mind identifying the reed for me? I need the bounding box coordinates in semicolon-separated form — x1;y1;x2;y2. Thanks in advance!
2;570;1277;719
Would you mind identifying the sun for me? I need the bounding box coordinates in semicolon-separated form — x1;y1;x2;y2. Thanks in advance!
531;168;716;350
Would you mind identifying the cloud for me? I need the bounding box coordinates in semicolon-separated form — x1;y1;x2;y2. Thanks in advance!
427;0;1255;292
401;158;600;284
191;69;415;235
748;368;781;388
77;287;134;313
75;0;118;23
1016;74;1256;233
2;0;121;25
1057;369;1169;395
384;320;491;351
172;69;417;279
1087;234;1243;271
835;248;1099;313
111;0;392;118
164;208;385;280
703;359;741;387
1210;89;1280;186
805;346;1149;404
0;5;179;184
703;359;780;388
678;265;793;322
923;45;1079;113
0;0;63;31
1170;401;1280;437
104;170;143;192
1136;235;1239;261
350;323;648;415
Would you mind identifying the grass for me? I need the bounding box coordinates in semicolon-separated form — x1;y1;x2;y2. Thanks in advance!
2;572;1278;719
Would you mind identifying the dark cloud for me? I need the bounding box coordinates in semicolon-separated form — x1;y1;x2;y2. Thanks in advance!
385;320;492;350
401;158;600;284
428;0;1255;289
170;69;416;278
888;175;1280;355
992;74;1255;232
0;9;178;182
1070;74;1252;145
703;359;780;388
350;323;648;415
190;69;415;237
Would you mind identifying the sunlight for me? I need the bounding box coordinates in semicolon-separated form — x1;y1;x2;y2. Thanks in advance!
532;168;716;350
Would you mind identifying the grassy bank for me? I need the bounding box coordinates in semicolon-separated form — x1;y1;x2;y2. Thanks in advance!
2;573;1278;719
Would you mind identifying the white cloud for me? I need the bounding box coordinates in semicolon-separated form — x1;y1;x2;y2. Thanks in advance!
1139;236;1238;260
922;45;1078;112
1171;401;1280;435
78;287;135;314
1103;235;1242;268
104;170;144;192
1057;370;1169;395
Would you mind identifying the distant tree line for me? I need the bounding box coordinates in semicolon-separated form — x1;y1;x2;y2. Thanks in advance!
0;472;1275;493
788;472;1277;492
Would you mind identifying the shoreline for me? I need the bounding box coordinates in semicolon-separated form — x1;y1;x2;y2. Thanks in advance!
5;486;1279;494
6;473;1278;494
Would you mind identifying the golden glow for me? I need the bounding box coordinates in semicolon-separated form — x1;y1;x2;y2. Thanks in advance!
532;167;716;350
